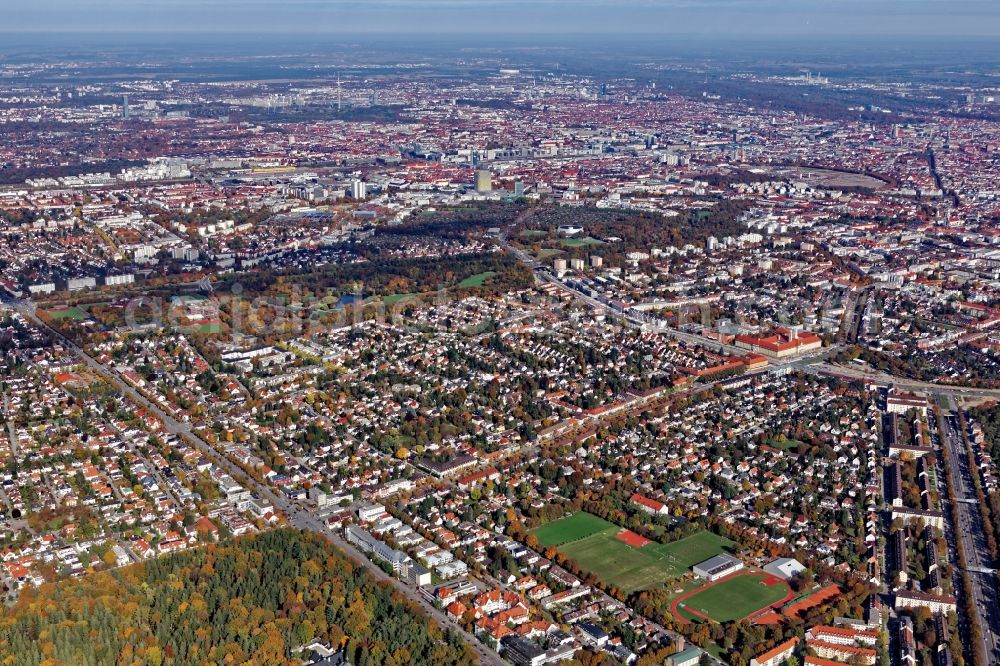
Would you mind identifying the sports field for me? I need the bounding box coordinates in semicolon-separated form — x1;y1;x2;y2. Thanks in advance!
195;321;224;334
532;512;613;546
46;307;87;320
531;513;733;594
678;573;792;623
561;236;603;247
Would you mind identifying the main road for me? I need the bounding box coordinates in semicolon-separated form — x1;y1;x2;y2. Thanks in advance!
526;255;1000;402
939;407;1000;664
501;224;842;369
805;362;1000;400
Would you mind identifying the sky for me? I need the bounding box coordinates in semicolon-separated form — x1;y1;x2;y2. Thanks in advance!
3;0;999;37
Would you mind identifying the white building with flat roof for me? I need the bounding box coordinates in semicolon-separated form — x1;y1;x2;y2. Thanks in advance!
763;557;806;581
692;554;744;582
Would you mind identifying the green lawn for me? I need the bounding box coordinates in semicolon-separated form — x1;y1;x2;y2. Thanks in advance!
535;248;564;259
382;293;417;305
385;434;416;448
457;271;496;288
531;513;733;594
532;512;614;547
767;438;804;451
659;531;738;570
681;573;790;622
561;237;603;247
704;642;728;660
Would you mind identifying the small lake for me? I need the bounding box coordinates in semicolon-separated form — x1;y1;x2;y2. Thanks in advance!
336;293;367;308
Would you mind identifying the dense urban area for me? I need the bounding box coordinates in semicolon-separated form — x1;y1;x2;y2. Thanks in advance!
0;34;999;666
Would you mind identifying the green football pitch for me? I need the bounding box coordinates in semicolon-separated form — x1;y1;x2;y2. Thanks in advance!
46;307;87;320
531;513;733;594
680;573;791;622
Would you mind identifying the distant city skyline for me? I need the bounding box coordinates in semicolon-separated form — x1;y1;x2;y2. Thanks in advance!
5;0;1000;37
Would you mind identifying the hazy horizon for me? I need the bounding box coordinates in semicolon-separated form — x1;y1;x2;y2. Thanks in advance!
5;0;1000;38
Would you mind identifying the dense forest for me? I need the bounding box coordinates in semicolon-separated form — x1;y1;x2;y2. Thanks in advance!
0;529;475;666
375;203;527;240
215;252;531;301
517;200;752;257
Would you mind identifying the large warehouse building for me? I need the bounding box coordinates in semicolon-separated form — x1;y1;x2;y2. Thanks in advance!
692;554;744;582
